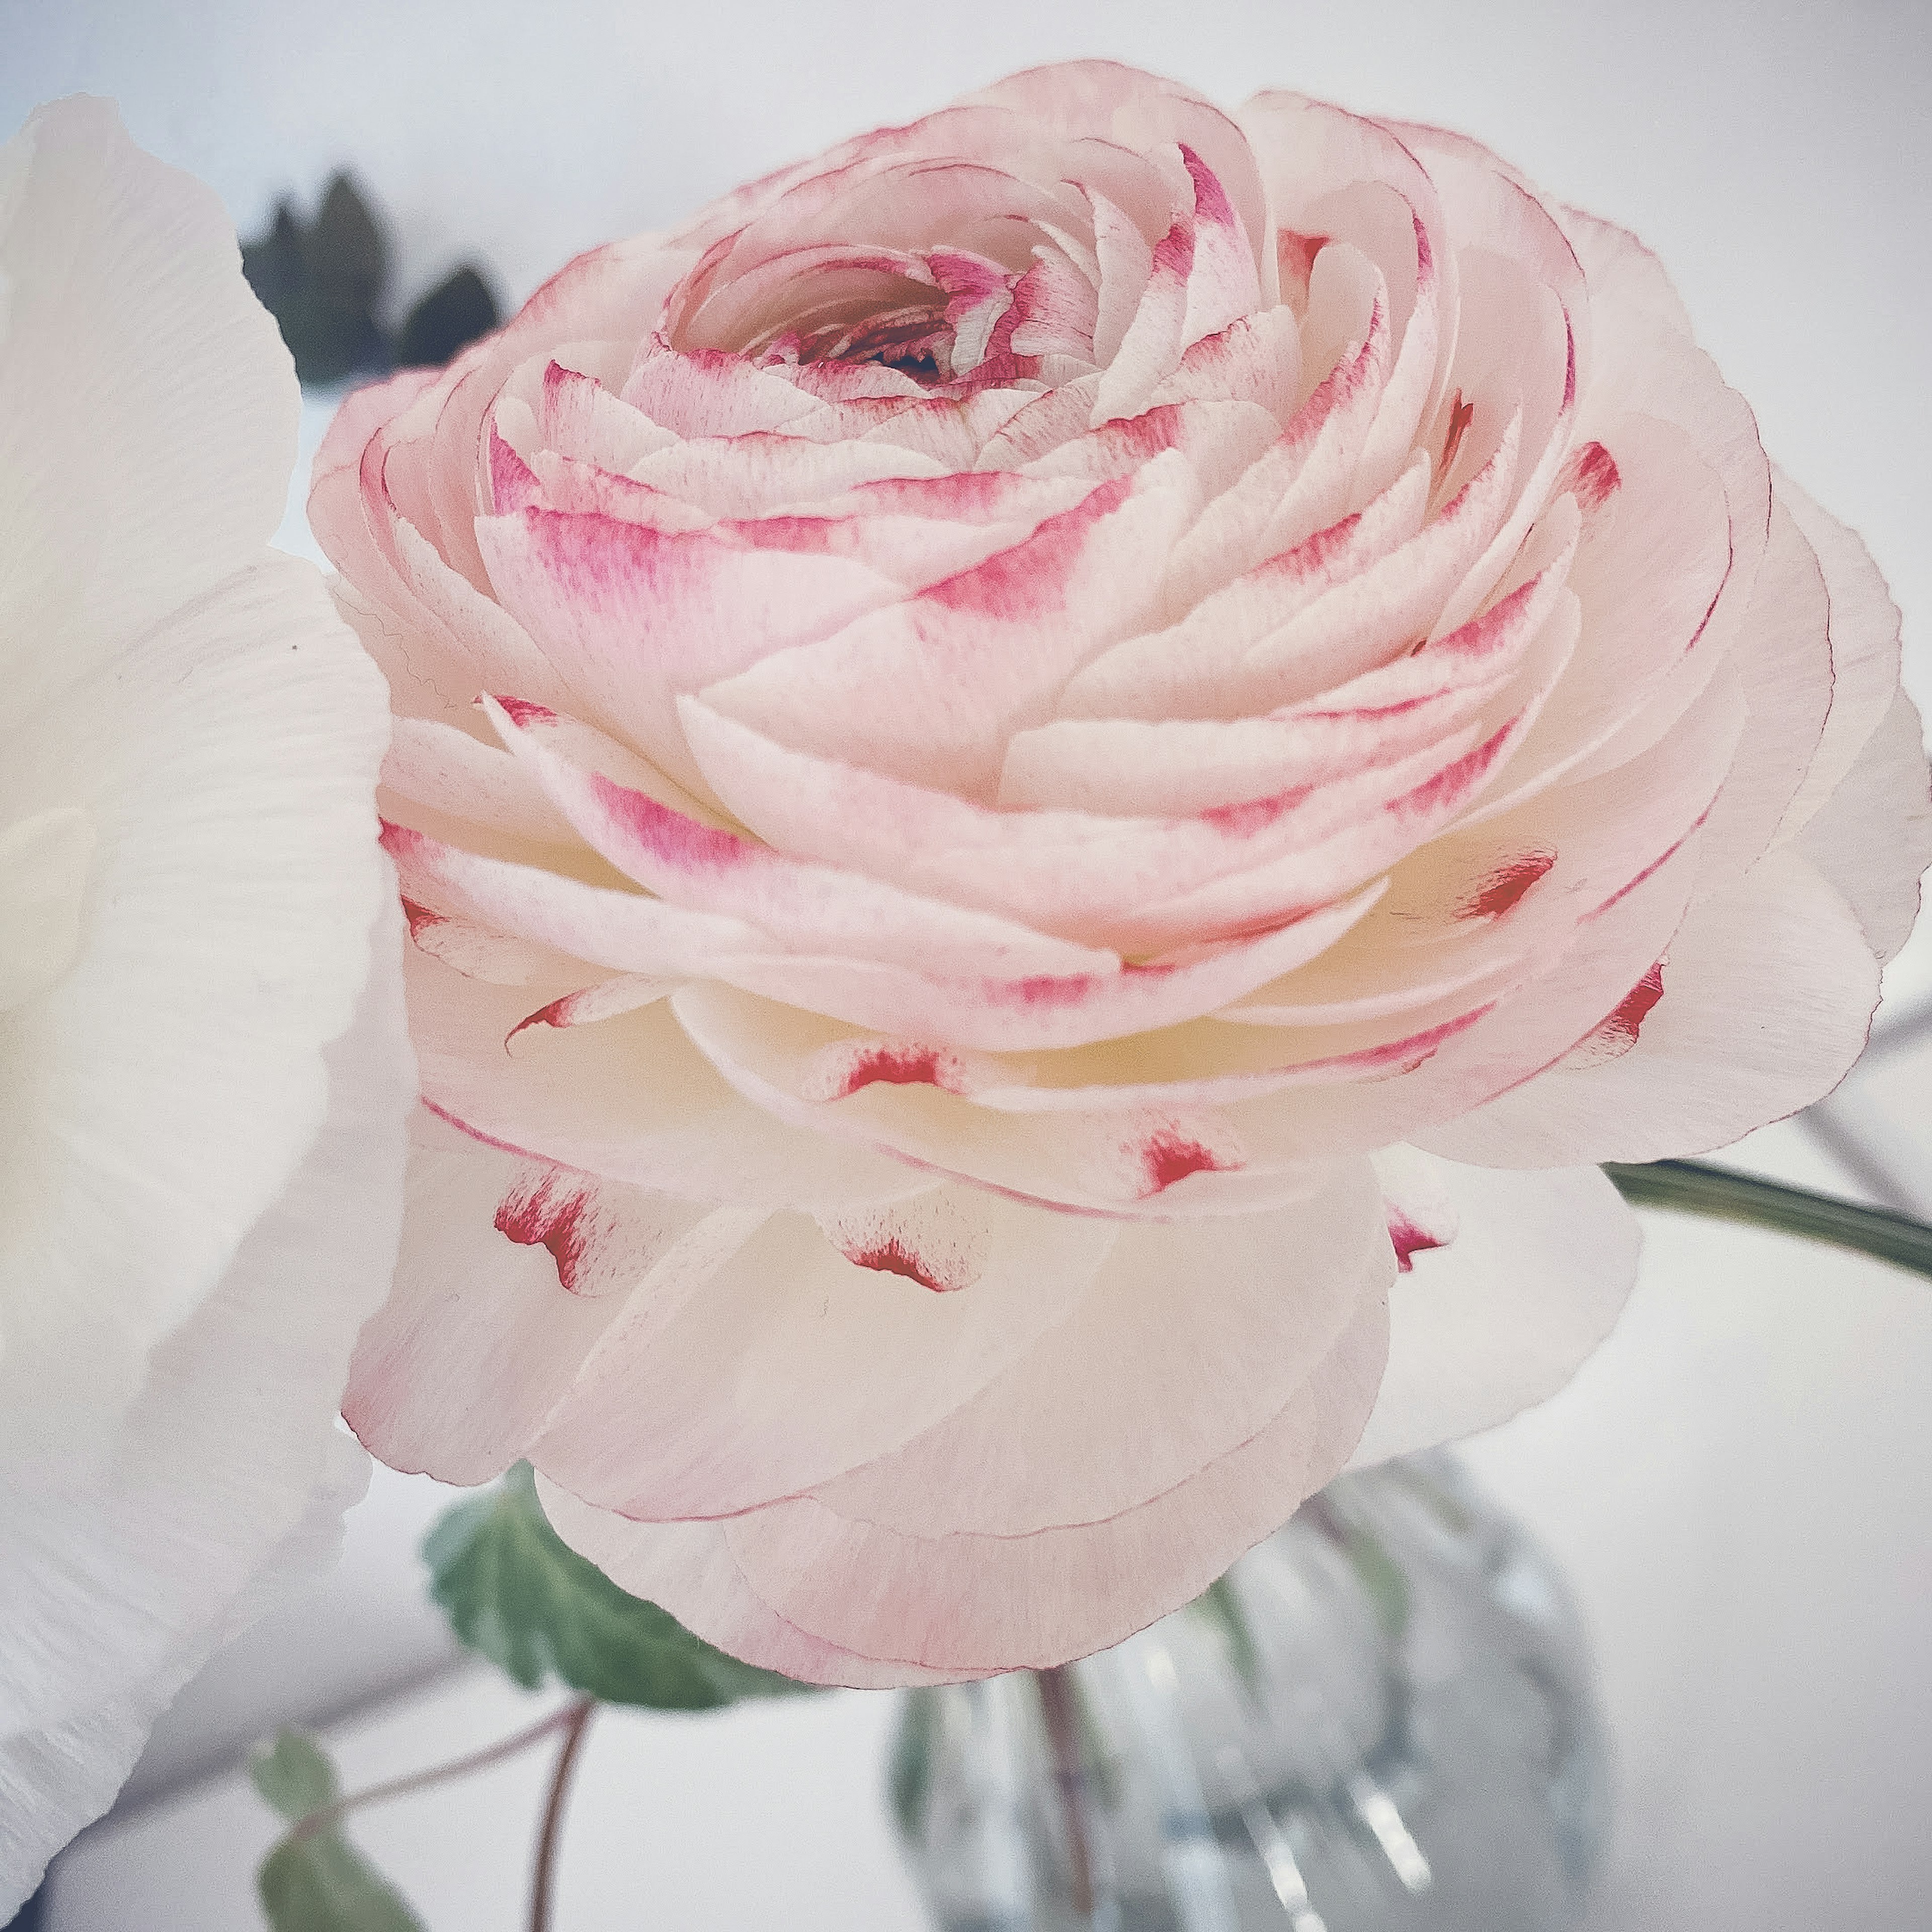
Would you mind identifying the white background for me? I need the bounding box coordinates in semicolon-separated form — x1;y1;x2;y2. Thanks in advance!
5;2;1932;1926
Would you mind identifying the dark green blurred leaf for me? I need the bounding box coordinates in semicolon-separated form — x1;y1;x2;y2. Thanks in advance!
274;291;386;386
258;1832;425;1932
888;1687;941;1836
249;1730;339;1823
304;173;386;308
249;1731;425;1932
240;203;306;311
396;264;500;368
425;1463;824;1710
240;175;387;385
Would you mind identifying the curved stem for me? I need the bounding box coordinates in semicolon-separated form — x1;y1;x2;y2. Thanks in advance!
528;1698;596;1932
291;1699;592;1843
1604;1159;1932;1282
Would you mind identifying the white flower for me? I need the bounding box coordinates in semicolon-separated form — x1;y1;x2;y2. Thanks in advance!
0;99;412;1906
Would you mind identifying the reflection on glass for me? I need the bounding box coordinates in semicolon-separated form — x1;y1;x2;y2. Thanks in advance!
892;1453;1609;1931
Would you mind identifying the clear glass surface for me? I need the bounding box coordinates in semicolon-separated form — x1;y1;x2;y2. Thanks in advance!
892;1454;1610;1931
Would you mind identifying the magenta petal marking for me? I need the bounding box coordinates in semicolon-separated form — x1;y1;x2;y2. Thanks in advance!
494;1167;598;1294
1560;439;1622;515
819;1203;986;1294
1599;960;1667;1049
1387;1212;1447;1272
801;1039;974;1102
490;695;559;731
1137;1127;1242;1196
489;427;542;514
1457;850;1557;920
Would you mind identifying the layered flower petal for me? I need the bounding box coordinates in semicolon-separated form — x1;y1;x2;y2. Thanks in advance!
0;103;409;1905
324;60;1928;1687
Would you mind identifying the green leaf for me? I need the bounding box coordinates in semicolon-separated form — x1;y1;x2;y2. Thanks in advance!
1604;1158;1932;1282
396;265;500;369
425;1464;824;1710
888;1687;941;1837
258;1831;426;1932
249;1730;340;1823
249;1731;425;1932
304;174;386;309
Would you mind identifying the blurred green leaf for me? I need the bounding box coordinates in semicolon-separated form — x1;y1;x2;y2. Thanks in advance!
1336;1518;1411;1639
396;265;500;368
1185;1572;1261;1689
239;203;306;311
888;1688;941;1836
240;174;387;385
304;174;386;308
248;1731;425;1932
249;1730;340;1823
426;1463;823;1710
258;1833;425;1932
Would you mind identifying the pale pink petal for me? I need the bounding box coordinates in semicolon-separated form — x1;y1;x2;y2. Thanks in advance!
803;1159;1386;1539
381;716;578;845
528;1188;1115;1517
1778;476;1914;836
1175;146;1263;347
1238;93;1457;498
343;1119;730;1485
1793;692;1931;964
1347;1158;1639;1467
401;943;928;1208
1419;846;1880;1165
1691;494;1835;884
679;691;1464;956
593;1281;1384;1676
480;696;1116;974
530;1495;963;1688
474;502;910;793
668;979;1359;1215
1057;449;1433;725
697;462;1199;798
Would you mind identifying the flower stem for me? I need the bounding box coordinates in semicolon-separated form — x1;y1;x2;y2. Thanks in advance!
291;1697;595;1843
528;1699;596;1932
1603;1159;1932;1281
1035;1664;1098;1918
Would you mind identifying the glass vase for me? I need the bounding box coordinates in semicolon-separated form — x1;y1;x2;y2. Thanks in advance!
890;1453;1609;1931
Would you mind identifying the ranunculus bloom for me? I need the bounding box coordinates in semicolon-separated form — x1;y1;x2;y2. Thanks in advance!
331;63;1930;1684
0;102;410;1903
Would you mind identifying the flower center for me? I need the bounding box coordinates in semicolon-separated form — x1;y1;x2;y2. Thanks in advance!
768;301;955;385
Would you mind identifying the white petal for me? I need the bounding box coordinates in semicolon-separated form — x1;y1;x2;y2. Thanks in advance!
0;899;411;1911
1347;1158;1639;1468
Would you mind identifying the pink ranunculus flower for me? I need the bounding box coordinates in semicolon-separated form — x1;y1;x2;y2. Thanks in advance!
327;62;1931;1684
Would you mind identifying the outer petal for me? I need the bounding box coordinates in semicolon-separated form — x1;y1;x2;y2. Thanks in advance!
1;559;393;1437
1795;692;1931;964
343;1114;735;1488
1346;1157;1639;1468
0;898;411;1910
543;1196;1389;1679
0;100;295;718
1421;847;1880;1166
528;1186;1117;1518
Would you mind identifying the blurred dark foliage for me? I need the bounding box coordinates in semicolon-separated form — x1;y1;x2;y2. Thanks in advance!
241;173;501;385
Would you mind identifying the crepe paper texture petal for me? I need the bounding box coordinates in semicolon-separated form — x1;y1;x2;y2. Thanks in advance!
0;102;410;1909
328;60;1929;1685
